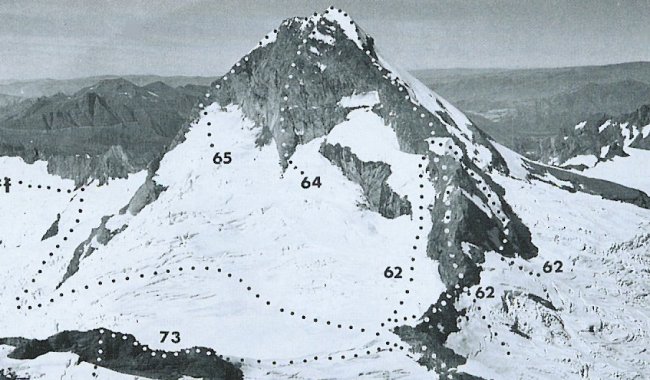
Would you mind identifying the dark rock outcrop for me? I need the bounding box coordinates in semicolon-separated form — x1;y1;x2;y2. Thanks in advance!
525;160;650;209
0;329;242;380
41;213;60;241
59;159;166;285
58;214;123;287
320;142;411;218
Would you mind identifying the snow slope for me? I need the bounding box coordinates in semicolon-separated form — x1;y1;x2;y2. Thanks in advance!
1;103;443;378
580;147;650;194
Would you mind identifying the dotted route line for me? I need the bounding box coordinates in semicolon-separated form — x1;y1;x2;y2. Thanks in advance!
20;260;413;367
94;328;404;369
14;180;77;194
20;262;375;339
207;17;538;361
10;180;81;213
12;185;86;302
205;72;388;338
279;34;434;330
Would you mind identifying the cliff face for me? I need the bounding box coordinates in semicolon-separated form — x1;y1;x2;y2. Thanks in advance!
210;8;537;375
320;142;412;218
44;145;135;185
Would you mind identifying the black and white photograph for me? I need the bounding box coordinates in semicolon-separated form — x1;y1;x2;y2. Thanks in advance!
0;1;649;379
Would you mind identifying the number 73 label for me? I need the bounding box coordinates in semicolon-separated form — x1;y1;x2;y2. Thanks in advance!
160;331;181;343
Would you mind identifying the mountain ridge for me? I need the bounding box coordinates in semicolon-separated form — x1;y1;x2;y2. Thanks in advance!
0;77;209;184
417;62;650;159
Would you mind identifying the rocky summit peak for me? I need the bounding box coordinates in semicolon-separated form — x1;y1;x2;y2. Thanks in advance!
255;7;371;52
212;7;504;172
75;77;140;98
210;7;536;249
206;10;540;371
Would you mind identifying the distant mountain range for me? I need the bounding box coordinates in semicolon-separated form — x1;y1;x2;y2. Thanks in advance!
0;78;209;183
414;62;650;159
1;61;648;181
0;75;216;98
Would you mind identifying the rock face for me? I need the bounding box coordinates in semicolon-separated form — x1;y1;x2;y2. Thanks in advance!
545;104;650;168
320;142;412;218
58;214;125;286
0;329;242;380
40;213;60;241
210;8;537;377
0;79;208;185
525;160;650;209
45;145;136;185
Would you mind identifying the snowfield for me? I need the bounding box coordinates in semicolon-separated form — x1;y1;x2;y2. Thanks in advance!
2;101;648;380
580;147;650;194
0;104;444;378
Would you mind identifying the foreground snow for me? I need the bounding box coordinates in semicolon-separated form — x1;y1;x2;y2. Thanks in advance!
2;105;648;379
0;104;443;378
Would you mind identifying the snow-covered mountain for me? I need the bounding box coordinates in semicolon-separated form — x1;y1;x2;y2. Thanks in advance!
1;7;648;380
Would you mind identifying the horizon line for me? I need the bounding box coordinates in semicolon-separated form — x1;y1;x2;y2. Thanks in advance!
1;60;649;84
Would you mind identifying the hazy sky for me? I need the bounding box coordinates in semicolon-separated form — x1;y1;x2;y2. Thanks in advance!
1;0;649;80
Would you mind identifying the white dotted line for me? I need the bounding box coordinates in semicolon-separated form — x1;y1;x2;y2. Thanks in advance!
16;190;86;307
92;328;402;367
